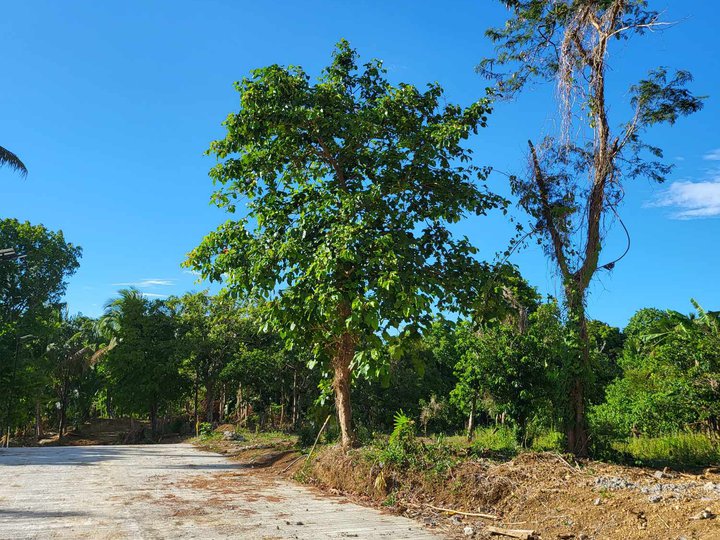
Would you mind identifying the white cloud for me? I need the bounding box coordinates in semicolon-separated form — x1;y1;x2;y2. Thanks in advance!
112;278;174;287
703;148;720;161
141;292;168;298
650;173;720;219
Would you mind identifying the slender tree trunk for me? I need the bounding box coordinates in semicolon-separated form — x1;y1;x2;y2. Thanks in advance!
35;400;43;439
58;388;68;440
466;389;478;441
149;402;158;439
292;369;298;426
235;383;242;424
566;288;590;457
193;373;199;437
218;384;226;423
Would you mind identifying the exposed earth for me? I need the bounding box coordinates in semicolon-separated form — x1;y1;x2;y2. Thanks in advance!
0;444;439;539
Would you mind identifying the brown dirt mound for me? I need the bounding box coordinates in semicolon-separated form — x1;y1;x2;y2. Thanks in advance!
304;448;720;540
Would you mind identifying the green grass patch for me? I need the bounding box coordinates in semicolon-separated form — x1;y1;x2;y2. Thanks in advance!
471;425;519;457
531;430;566;452
613;432;720;467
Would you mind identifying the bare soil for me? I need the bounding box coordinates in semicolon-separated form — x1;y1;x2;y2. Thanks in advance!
201;438;720;540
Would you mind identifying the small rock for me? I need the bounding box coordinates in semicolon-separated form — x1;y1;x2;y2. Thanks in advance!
648;494;662;503
593;497;602;506
451;515;463;525
463;526;474;537
221;430;246;441
653;470;667;480
594;476;635;491
690;509;715;520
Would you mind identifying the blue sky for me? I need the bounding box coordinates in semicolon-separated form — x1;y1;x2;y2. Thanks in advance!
1;1;718;327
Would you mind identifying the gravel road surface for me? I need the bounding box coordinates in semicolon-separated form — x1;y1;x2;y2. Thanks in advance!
0;444;439;539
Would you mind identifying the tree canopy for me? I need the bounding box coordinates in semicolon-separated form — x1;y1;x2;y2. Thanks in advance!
187;40;503;447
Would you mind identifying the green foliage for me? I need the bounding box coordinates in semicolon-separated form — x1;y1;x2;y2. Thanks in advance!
471;425;518;456
531;430;566;453
590;301;720;439
198;422;214;438
380;411;418;466
614;433;720;468
0;219;82;438
100;289;188;434
186;40;503;444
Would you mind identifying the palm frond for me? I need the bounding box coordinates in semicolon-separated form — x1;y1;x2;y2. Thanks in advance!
0;145;27;177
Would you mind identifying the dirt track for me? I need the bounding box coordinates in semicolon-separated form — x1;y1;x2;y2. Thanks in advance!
0;444;439;539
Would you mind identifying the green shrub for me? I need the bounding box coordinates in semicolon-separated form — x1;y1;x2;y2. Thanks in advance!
614;432;720;467
471;425;518;456
531;430;565;452
198;422;214;438
380;411;418;466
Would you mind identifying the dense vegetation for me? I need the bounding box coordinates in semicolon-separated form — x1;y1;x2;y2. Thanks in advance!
1;1;716;466
1;211;717;464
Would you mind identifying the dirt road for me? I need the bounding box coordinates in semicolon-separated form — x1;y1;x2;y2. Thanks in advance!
0;444;439;539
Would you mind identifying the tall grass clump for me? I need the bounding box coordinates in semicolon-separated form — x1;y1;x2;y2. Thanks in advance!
471;425;518;456
615;432;720;467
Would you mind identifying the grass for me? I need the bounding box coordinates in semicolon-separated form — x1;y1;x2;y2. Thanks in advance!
471;425;519;456
613;432;720;467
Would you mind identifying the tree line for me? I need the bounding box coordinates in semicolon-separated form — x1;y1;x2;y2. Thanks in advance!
1;225;717;458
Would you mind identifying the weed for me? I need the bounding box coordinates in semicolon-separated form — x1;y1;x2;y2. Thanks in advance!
531;430;565;452
471;425;518;457
613;432;720;467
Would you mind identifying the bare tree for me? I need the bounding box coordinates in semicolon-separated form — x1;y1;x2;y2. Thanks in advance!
479;0;705;455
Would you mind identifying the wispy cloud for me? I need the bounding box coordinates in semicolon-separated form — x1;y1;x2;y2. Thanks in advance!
141;292;168;299
112;278;174;288
649;172;720;219
703;148;720;161
183;269;201;277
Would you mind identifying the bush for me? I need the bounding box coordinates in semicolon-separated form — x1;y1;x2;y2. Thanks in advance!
198;422;214;438
531;430;565;452
471;425;518;456
614;432;720;467
380;411;418;466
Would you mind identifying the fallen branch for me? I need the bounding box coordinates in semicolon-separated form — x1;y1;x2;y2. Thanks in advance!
425;504;498;520
304;415;331;467
487;525;537;539
281;454;306;473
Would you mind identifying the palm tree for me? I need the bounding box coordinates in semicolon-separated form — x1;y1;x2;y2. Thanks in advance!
0;145;27;177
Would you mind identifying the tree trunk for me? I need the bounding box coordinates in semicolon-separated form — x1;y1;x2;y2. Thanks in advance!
218;384;226;423
149;402;158;439
193;374;199;437
235;383;243;424
332;329;356;450
292;369;298;426
35;400;43;439
204;379;215;423
566;289;590;457
58;395;67;440
467;389;478;441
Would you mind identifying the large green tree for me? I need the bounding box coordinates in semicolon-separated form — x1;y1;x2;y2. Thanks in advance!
0;219;81;444
187;41;503;448
479;0;704;454
100;289;188;437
